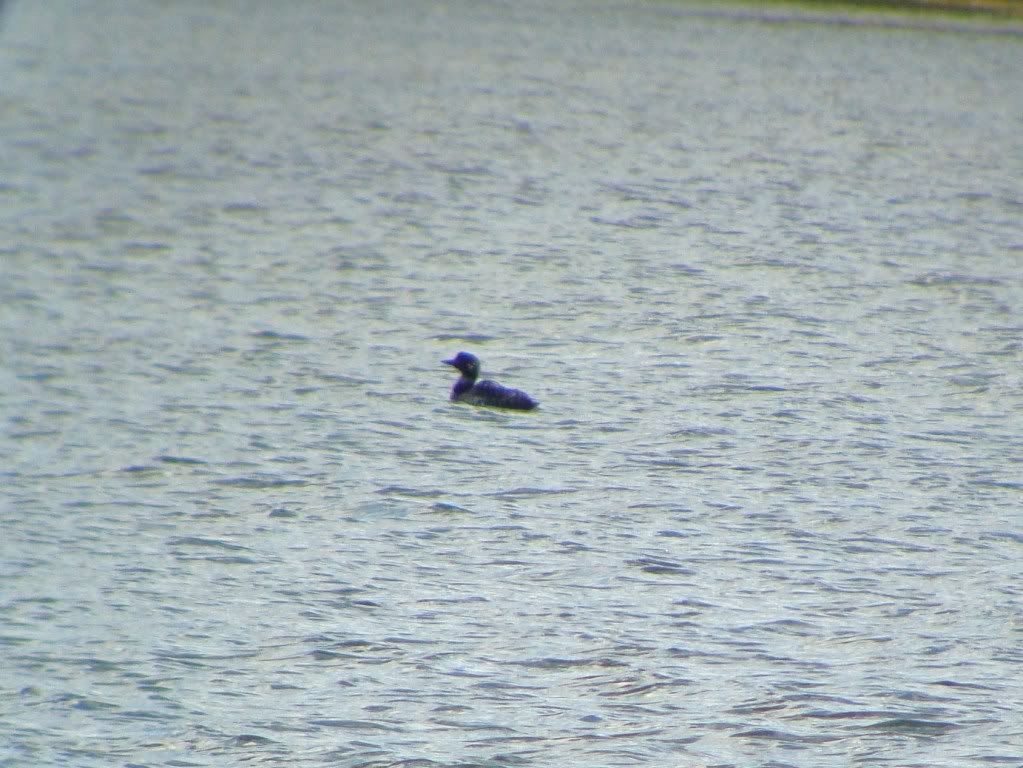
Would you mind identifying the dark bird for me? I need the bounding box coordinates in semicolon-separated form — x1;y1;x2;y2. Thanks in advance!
442;352;538;411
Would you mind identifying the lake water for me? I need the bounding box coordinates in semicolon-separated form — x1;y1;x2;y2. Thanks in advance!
2;1;1022;766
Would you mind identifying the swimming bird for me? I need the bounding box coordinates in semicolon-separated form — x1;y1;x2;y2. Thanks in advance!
442;352;538;411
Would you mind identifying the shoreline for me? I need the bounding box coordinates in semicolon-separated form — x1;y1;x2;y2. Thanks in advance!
666;0;1023;34
759;0;1023;18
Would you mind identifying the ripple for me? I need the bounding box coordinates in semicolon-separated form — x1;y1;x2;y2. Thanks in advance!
3;1;1020;766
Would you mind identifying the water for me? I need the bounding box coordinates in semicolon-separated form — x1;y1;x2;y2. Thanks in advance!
2;1;1022;766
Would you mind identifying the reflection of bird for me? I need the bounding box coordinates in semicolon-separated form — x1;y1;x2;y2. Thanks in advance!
442;352;538;411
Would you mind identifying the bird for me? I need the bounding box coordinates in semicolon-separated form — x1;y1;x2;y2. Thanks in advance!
442;352;538;411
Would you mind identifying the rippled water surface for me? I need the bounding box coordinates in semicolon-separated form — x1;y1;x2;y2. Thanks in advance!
2;1;1022;766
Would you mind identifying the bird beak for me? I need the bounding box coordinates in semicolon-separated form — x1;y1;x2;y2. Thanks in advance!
442;358;457;367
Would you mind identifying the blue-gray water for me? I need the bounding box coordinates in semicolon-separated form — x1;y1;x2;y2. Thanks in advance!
2;1;1022;766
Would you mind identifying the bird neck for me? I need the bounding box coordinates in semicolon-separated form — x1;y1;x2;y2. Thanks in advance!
452;375;476;398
